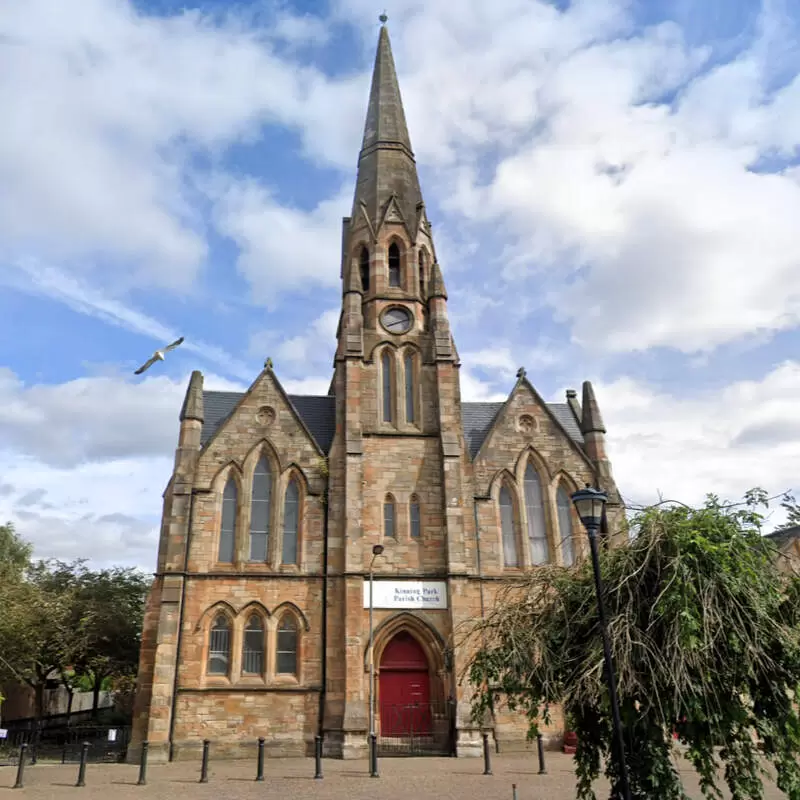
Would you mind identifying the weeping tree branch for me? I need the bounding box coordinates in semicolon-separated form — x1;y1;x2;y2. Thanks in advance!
463;490;800;800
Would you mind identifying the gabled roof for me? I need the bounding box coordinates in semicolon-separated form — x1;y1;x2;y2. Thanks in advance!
201;390;582;460
765;524;800;543
461;401;584;459
201;391;336;454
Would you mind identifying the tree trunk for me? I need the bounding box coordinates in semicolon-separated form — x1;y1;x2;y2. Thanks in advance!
91;674;103;718
34;680;45;722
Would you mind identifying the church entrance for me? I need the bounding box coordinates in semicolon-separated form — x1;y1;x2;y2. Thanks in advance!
377;631;454;757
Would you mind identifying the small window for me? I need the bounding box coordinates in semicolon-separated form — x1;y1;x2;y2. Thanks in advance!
381;350;393;423
218;478;237;563
499;484;519;567
276;616;298;676
207;614;231;675
384;496;396;538
557;486;576;567
242;614;264;675
388;243;401;287
410;496;421;539
404;351;416;424
250;457;272;561
360;247;370;292
282;477;300;565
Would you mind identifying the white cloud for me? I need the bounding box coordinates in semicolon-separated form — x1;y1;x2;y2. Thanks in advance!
0;368;245;568
591;360;800;526
0;0;362;294
211;180;351;307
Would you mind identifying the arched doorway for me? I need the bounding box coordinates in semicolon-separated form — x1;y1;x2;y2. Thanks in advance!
379;631;432;737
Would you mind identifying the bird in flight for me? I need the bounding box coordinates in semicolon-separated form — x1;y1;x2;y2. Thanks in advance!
134;337;185;375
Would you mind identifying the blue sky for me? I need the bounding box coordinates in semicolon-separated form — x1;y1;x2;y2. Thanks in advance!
1;0;799;570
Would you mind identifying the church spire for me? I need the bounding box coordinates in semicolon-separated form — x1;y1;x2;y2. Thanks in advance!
352;21;423;234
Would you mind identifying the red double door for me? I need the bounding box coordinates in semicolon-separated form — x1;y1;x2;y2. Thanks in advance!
378;632;432;737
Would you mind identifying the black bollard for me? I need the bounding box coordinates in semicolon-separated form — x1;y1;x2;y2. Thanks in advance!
512;783;518;800
199;739;210;783
314;735;323;780
537;733;547;775
137;741;149;786
368;733;379;778
75;742;89;787
12;743;27;789
255;737;264;782
482;732;493;776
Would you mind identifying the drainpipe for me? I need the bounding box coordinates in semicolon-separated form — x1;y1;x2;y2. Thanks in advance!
317;483;330;741
168;488;196;762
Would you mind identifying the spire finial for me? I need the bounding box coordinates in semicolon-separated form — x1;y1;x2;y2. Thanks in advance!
379;11;388;24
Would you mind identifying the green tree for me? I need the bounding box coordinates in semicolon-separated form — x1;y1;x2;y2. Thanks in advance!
466;490;800;800
0;521;32;581
71;565;149;716
776;492;800;531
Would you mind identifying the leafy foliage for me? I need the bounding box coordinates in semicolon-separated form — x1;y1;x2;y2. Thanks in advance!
466;490;800;800
0;525;149;719
776;493;800;531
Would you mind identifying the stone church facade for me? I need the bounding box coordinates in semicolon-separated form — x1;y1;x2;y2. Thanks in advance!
130;22;624;762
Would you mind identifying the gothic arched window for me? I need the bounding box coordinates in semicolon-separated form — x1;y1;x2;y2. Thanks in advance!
282;477;300;565
250;457;272;562
360;246;370;292
276;615;298;676
242;614;265;675
404;351;416;424
388;242;401;287
557;486;576;567
207;614;231;675
418;250;426;297
381;350;393;423
384;494;396;538
410;495;421;539
218;477;237;563
524;464;550;564
499;484;519;567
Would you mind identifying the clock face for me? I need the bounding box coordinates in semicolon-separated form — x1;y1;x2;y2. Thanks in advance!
381;306;413;335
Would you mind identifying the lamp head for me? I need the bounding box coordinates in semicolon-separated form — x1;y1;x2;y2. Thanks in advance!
571;485;608;531
372;544;385;556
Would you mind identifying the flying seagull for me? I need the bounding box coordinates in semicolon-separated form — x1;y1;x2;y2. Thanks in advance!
134;337;185;375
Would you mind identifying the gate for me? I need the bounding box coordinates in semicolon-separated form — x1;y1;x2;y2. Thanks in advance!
377;698;455;757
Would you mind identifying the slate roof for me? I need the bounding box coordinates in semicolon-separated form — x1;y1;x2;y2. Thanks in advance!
765;524;800;543
201;391;336;454
200;392;583;459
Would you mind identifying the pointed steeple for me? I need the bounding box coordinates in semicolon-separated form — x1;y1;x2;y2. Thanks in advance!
352;20;423;234
429;261;448;300
580;381;606;435
179;370;204;423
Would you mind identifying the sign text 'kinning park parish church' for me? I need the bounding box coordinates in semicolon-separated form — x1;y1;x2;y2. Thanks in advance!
129;21;624;761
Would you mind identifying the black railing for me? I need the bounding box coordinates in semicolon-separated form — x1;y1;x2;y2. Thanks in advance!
377;699;455;757
0;724;131;764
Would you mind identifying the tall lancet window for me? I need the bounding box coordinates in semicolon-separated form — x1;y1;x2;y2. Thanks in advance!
418;250;426;297
404;351;416;424
499;484;519;567
282;477;300;565
557;486;576;567
360;246;370;292
250;457;272;561
207;614;231;675
381;350;393;423
388;243;401;287
218;477;237;563
524;464;550;564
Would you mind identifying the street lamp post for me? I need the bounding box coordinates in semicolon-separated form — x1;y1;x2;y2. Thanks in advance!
571;486;631;800
368;543;384;778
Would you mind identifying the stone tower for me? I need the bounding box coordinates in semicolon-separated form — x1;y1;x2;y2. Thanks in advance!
129;21;624;763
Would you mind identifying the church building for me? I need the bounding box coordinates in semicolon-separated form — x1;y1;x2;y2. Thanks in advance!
130;21;624;762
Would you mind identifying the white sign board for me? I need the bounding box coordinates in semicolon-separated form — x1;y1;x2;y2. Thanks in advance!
107;729;117;742
0;729;7;739
363;580;447;610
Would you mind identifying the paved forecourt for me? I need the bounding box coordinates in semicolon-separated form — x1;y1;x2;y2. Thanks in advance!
0;752;789;799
